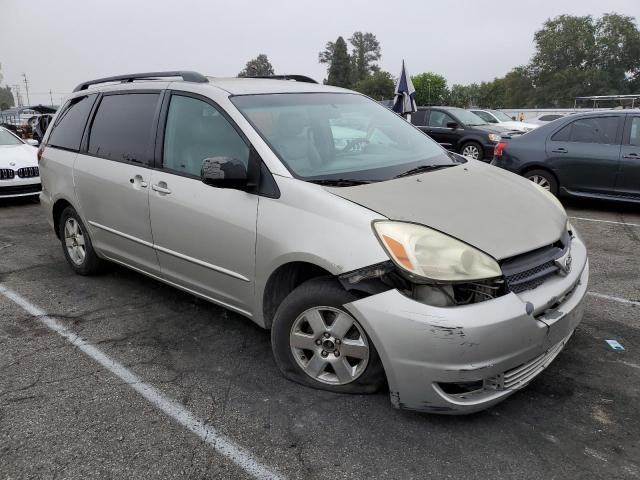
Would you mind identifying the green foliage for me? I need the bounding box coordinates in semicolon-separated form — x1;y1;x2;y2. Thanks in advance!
0;86;14;110
327;37;352;88
349;32;381;82
238;54;275;77
411;72;448;105
352;71;395;100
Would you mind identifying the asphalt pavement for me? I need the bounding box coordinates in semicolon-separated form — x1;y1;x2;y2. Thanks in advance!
1;196;638;480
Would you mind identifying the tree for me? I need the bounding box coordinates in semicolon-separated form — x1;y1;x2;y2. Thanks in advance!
348;32;381;82
238;54;275;77
411;72;448;106
318;41;335;66
0;86;14;110
326;37;352;88
352;71;395;100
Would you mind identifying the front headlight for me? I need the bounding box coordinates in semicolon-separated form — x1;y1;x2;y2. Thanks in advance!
373;221;502;282
488;133;501;142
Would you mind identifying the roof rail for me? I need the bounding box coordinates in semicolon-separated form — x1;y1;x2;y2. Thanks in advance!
247;74;318;84
72;71;208;92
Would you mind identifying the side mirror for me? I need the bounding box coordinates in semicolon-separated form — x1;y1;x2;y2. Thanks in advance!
445;121;459;129
26;138;39;146
201;156;251;190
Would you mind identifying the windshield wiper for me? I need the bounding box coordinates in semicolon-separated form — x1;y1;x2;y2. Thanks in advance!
308;178;373;187
393;164;456;179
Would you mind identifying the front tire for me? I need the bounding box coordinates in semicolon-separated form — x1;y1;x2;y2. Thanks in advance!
460;141;483;160
271;278;385;394
59;206;105;275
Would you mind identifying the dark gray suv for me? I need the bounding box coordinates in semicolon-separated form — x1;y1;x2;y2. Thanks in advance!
492;110;640;202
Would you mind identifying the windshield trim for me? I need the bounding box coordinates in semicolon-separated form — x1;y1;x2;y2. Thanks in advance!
231;92;456;183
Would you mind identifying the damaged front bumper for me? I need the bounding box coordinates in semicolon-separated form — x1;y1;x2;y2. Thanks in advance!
344;235;589;414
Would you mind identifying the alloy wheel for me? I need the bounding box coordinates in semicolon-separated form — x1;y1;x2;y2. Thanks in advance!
528;175;551;191
289;306;370;385
461;145;480;159
64;217;86;265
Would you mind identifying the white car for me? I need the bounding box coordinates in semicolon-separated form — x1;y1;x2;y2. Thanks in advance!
0;127;41;198
470;109;539;132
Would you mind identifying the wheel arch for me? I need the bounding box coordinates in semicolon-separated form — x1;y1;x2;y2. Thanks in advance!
261;261;334;329
52;198;74;239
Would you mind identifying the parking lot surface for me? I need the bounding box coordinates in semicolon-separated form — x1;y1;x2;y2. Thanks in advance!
1;196;639;479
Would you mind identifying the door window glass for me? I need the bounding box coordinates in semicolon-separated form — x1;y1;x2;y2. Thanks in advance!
551;117;619;145
163;95;249;177
47;94;97;151
629;117;640;146
88;93;159;164
428;111;454;128
473;111;495;123
410;110;426;126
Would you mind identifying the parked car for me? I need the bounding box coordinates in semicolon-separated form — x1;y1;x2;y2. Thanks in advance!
492;110;639;202
527;113;566;125
0;126;41;198
470;109;539;132
39;71;588;414
410;106;518;161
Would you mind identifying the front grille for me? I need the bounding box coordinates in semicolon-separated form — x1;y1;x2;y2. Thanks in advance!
504;261;559;293
0;183;42;196
486;332;572;390
500;231;570;294
0;168;15;180
17;166;39;178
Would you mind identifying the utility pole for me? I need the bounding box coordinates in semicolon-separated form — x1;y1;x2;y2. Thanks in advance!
12;84;22;107
22;73;31;106
49;89;54;107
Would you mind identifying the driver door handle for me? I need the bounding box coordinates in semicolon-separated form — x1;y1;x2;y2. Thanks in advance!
622;152;638;159
152;183;172;194
552;147;568;153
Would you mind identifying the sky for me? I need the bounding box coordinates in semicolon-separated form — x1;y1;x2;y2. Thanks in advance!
1;0;639;106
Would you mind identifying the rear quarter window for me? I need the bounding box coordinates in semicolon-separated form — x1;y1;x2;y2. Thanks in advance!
47;94;97;151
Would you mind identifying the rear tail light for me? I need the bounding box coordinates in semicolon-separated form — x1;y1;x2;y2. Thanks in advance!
37;146;44;162
494;142;507;158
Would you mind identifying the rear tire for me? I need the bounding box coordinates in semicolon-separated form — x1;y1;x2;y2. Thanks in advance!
271;278;386;394
524;169;559;195
460;141;483;160
59;206;105;275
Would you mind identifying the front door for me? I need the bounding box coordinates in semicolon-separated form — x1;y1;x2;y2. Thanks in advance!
423;109;458;151
74;91;161;274
545;115;622;195
149;92;258;316
616;115;640;198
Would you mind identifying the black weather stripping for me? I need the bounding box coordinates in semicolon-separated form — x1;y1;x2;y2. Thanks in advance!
247;75;318;84
73;71;209;92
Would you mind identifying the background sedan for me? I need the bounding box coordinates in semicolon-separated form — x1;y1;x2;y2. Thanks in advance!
492;110;640;202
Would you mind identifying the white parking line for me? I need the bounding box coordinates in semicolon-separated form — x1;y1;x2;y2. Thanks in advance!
587;291;640;307
569;216;640;228
0;284;284;480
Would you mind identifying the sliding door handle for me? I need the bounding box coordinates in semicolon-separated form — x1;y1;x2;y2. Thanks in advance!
152;184;172;194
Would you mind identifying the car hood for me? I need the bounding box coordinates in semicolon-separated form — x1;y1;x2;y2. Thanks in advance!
498;121;539;131
469;124;518;135
325;160;566;260
0;144;38;169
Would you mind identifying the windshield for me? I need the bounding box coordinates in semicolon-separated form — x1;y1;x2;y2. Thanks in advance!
231;93;460;182
446;108;487;126
489;110;513;122
0;129;23;146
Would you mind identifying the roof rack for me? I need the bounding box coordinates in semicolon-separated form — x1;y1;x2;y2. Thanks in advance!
72;71;209;92
247;74;318;84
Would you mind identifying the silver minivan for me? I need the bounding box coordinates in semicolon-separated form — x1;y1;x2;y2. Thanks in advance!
39;71;588;414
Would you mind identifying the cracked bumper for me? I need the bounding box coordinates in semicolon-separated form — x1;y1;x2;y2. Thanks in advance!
345;236;589;414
